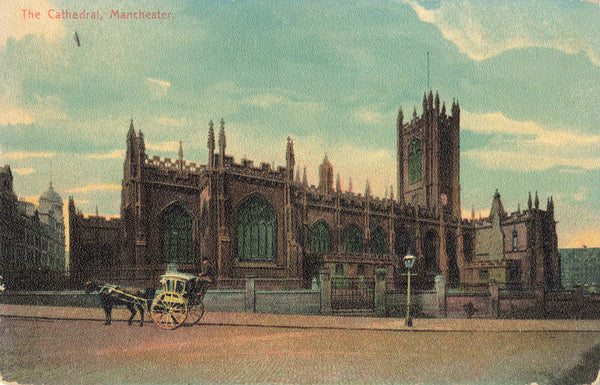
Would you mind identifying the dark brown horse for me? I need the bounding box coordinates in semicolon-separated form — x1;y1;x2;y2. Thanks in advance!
84;282;155;326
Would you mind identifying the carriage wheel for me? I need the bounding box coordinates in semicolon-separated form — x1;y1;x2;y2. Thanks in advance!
185;301;205;326
151;291;188;330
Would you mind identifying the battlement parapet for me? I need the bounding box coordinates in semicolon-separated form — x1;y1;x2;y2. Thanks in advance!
145;155;204;174
227;157;287;182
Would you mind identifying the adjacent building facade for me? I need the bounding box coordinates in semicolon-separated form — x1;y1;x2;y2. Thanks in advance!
68;200;122;284
69;91;561;292
464;190;560;291
0;165;67;286
560;247;600;291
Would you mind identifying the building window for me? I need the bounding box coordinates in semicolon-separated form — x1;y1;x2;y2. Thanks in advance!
423;230;439;272
162;205;194;264
508;267;521;283
311;220;332;253
479;269;489;281
408;139;422;184
335;263;345;275
371;227;387;255
395;231;412;259
236;194;277;262
344;225;363;254
357;264;366;276
512;229;518;251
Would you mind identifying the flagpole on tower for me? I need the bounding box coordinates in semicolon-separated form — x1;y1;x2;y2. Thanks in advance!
427;51;430;91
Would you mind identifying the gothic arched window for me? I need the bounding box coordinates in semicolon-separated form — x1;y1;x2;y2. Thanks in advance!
423;230;439;272
395;230;413;258
162;205;194;264
344;225;363;254
371;227;387;255
311;220;332;253
409;139;422;184
236;194;277;262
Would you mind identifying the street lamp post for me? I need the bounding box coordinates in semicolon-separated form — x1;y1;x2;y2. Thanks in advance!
403;254;416;327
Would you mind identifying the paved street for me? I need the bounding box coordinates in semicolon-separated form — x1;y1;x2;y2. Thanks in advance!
1;305;600;385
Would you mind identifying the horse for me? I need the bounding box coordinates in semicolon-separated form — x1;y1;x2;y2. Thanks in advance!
84;281;156;326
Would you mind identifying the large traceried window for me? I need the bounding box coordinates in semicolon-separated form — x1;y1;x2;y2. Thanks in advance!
371;227;387;255
408;139;422;184
236;194;277;262
344;225;364;254
395;231;412;258
423;230;439;272
162;205;194;264
311;220;332;253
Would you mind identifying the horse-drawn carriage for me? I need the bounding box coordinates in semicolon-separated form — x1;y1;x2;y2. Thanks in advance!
150;271;210;330
86;270;211;330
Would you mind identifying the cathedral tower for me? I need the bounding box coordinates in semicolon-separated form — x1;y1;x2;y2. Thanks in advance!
396;91;461;219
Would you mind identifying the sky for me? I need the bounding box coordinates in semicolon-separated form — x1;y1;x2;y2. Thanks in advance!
0;0;599;248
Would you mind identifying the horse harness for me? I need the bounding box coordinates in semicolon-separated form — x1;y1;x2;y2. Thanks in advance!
100;284;150;311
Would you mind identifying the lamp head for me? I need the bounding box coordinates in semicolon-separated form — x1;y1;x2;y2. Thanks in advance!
403;254;416;269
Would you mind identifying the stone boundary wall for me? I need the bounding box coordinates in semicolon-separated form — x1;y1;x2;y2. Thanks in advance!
0;287;322;315
2;274;599;319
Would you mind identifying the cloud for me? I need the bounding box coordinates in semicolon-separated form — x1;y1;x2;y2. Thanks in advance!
571;187;589;202
29;94;68;121
147;78;171;99
86;150;125;160
147;78;171;88
402;0;600;65
463;110;600;147
0;81;34;124
0;151;54;161
0;85;67;126
0;105;34;125
13;167;35;176
462;111;600;171
0;0;66;47
462;111;543;136
66;184;121;194
352;107;384;124
463;149;600;172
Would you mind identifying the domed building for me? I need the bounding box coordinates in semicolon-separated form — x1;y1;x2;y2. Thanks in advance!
39;182;65;227
0;170;67;288
37;182;66;272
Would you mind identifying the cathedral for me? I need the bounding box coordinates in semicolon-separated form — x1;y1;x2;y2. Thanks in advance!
69;91;561;292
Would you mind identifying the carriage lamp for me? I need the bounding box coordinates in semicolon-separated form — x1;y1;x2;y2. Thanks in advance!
403;254;416;327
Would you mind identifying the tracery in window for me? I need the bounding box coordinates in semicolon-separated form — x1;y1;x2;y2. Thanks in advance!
409;139;422;184
344;225;363;254
163;205;194;264
236;194;277;262
371;227;387;255
311;220;332;253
